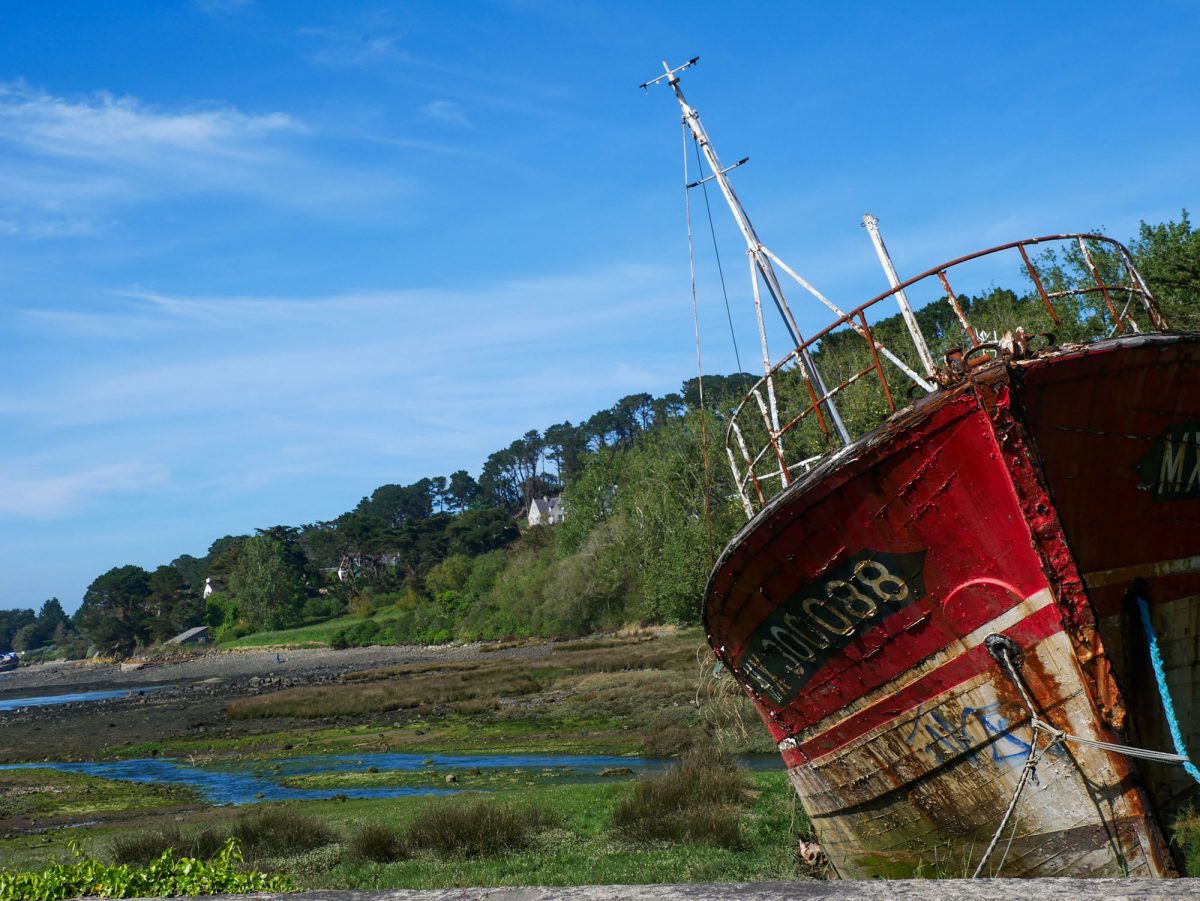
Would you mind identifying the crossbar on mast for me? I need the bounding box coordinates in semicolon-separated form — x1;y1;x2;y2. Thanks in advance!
652;58;851;445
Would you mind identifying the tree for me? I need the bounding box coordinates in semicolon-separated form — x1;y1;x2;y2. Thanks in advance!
0;609;35;653
76;565;153;657
147;565;201;640
355;481;435;527
447;507;519;557
1130;211;1200;330
227;534;308;631
542;422;588;485
479;431;544;510
446;470;480;512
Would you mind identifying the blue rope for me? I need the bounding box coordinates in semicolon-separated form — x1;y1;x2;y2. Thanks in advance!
1136;595;1200;785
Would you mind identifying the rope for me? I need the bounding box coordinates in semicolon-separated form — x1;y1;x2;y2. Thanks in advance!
692;137;742;372
972;646;1065;878
682;122;715;567
973;627;1200;878
1136;596;1200;784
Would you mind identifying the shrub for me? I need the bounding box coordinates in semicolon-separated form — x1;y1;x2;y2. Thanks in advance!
109;827;228;866
348;588;379;619
229;808;336;860
108;828;183;865
349;823;406;863
301;595;344;619
330;619;382;650
1173;806;1200;875
611;746;752;849
404;798;561;857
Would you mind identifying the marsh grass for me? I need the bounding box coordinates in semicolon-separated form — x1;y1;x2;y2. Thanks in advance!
403;798;562;857
222;630;770;759
348;823;405;863
611;746;753;849
229;636;697;721
108;808;337;865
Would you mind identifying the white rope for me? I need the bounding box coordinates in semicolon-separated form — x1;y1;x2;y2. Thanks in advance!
973;638;1191;878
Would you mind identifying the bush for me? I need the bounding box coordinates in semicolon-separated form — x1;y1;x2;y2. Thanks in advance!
1173;806;1200;875
109;827;227;866
301;595;344;620
109;809;335;867
330;619;382;650
612;746;752;849
229;808;336;860
348;823;406;863
404;798;561;857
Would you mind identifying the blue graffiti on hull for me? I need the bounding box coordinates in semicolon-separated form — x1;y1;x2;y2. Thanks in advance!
905;701;1039;765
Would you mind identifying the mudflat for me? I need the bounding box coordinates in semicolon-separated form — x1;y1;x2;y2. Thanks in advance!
0;642;558;763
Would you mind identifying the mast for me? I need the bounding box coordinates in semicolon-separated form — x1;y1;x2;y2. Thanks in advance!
645;58;850;445
862;214;936;377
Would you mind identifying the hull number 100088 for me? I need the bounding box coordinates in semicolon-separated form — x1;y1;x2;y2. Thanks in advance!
736;549;926;705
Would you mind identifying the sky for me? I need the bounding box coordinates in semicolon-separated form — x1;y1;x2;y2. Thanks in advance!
0;1;1197;613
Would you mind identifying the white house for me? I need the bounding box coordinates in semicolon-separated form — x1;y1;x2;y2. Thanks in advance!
528;495;566;527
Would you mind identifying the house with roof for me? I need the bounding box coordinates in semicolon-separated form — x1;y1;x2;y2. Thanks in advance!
166;625;211;646
527;495;566;527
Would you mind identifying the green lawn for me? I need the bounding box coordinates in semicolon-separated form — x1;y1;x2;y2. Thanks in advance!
217;609;402;649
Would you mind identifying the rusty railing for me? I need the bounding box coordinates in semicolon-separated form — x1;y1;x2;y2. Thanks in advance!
727;234;1167;517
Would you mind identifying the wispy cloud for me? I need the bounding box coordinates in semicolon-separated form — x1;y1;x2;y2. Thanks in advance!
0;82;300;163
298;13;407;70
421;100;470;127
0;461;169;519
0;82;406;229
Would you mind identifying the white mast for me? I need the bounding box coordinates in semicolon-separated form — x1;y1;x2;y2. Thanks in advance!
646;58;851;445
862;214;936;377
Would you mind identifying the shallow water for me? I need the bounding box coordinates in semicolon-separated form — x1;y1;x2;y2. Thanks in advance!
0;685;170;712
0;752;671;805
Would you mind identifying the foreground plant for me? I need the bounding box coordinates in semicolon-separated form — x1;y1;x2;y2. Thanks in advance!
0;838;292;900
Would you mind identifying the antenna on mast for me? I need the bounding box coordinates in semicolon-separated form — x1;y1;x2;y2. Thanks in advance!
643;57;851;445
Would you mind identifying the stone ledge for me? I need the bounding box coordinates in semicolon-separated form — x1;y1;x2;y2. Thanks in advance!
104;878;1200;901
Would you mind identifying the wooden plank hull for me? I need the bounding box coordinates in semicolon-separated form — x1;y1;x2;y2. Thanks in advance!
705;334;1200;878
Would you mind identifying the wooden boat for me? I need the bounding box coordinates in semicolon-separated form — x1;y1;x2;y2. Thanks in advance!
647;59;1200;877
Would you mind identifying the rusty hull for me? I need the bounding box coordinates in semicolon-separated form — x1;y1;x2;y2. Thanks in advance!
705;334;1200;878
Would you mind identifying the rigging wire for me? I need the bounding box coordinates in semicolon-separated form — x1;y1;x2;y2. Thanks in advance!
683;120;715;568
692;136;743;373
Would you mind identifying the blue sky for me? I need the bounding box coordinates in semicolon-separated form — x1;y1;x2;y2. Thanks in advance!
0;2;1197;612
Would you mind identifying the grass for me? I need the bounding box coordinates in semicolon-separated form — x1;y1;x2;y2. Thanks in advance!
0;630;801;889
222;628;775;760
0;769;199;828
402;798;562;856
217;608;403;650
0;769;811;890
611;747;753;849
109;808;337;865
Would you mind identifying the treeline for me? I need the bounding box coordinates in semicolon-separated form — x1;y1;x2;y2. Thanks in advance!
2;213;1197;659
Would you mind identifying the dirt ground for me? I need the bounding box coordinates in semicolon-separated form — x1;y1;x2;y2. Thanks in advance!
0;642;556;763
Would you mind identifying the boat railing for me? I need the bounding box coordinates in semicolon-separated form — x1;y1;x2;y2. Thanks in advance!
726;234;1167;517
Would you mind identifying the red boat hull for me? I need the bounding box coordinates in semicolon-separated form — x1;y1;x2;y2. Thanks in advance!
706;334;1200;878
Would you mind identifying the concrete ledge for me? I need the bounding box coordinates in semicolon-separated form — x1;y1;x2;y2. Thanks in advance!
123;879;1200;900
